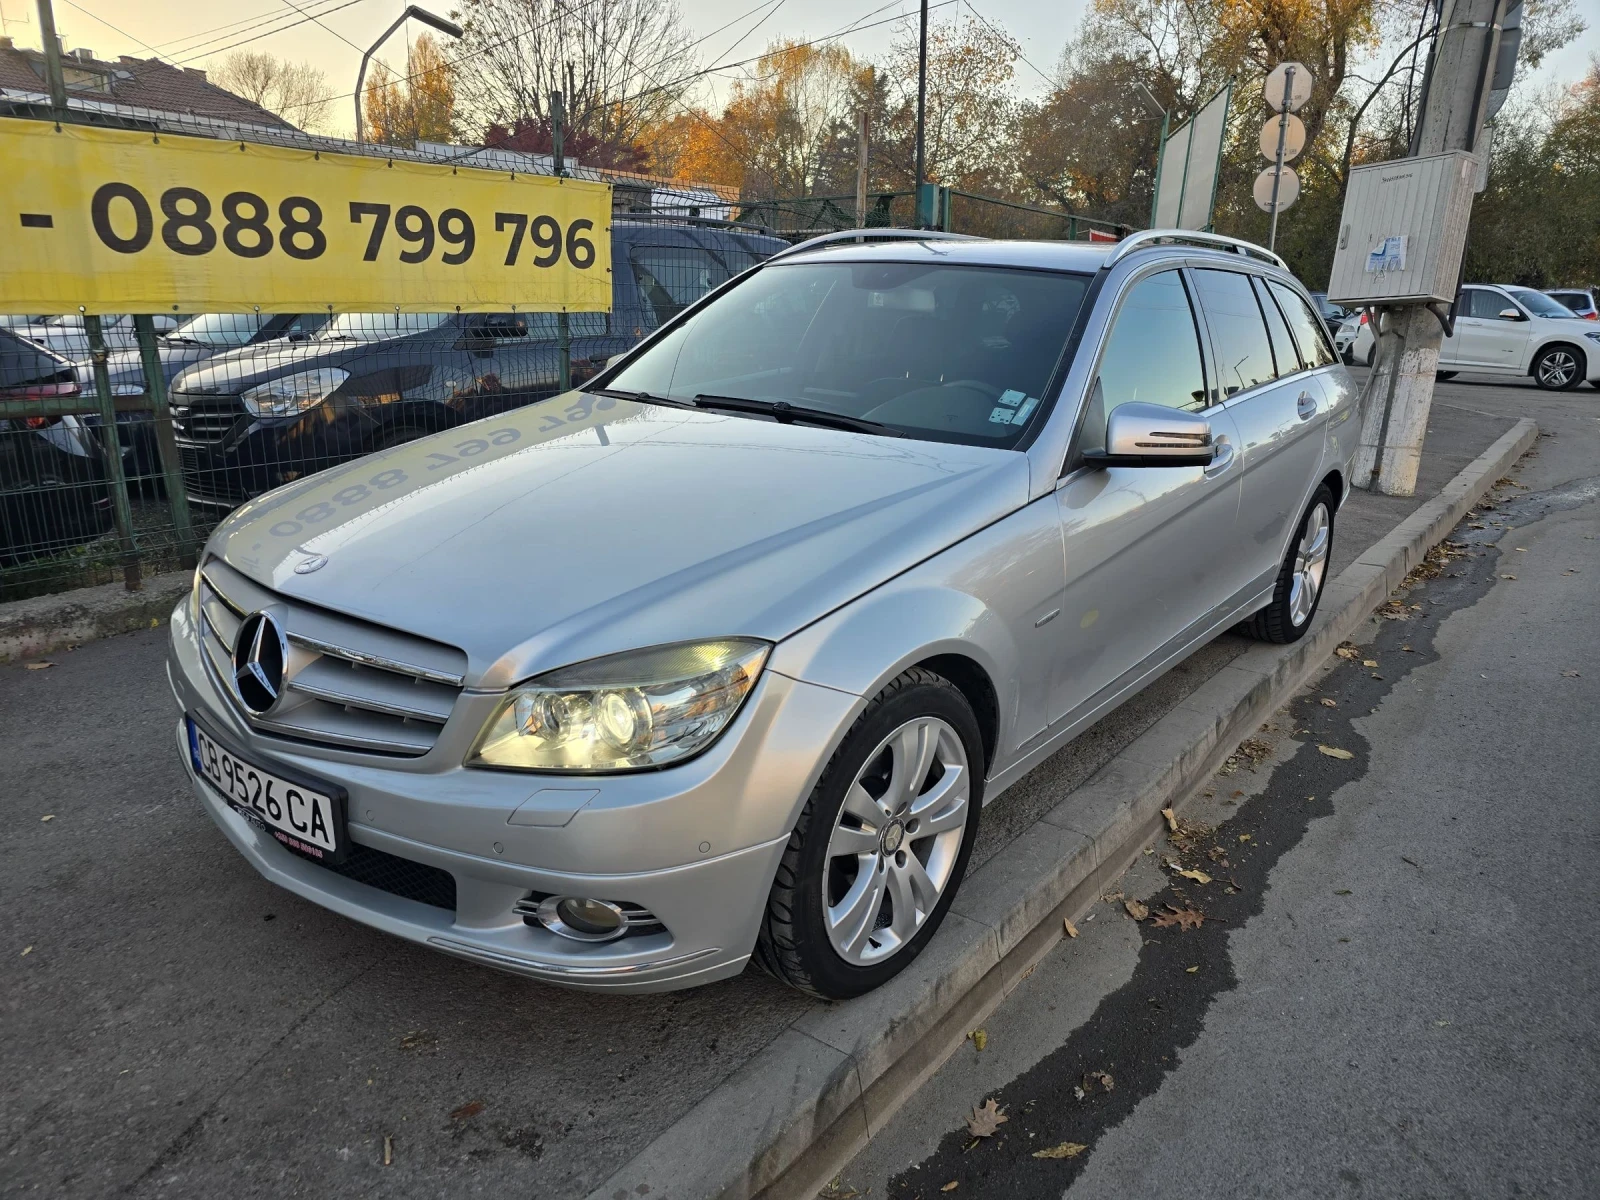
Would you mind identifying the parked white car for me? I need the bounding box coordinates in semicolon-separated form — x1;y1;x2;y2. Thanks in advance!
1336;284;1600;389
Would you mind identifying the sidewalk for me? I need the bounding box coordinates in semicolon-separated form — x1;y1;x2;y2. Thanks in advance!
0;394;1523;1199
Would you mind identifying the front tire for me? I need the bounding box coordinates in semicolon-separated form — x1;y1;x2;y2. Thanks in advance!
1242;485;1335;644
1532;344;1585;391
754;668;983;999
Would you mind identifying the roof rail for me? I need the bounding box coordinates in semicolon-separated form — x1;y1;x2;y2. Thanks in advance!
770;227;983;262
1105;229;1287;271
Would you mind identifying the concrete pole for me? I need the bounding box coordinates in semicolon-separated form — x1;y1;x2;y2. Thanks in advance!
855;109;870;229
1357;0;1505;496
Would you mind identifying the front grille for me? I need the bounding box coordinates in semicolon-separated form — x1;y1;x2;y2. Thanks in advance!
179;445;254;504
197;557;466;756
171;392;244;443
320;843;457;911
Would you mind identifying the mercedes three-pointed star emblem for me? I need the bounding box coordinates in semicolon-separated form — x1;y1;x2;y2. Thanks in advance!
232;611;288;716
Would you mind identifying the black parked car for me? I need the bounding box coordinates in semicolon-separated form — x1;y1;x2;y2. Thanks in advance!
172;218;787;508
1307;291;1349;336
0;330;112;566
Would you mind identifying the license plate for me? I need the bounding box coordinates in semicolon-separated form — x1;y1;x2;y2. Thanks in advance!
187;717;346;863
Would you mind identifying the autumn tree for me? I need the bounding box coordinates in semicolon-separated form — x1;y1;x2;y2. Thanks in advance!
362;33;457;146
454;0;698;169
213;51;332;132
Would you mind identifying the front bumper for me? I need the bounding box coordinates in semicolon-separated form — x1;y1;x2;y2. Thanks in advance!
167;598;863;992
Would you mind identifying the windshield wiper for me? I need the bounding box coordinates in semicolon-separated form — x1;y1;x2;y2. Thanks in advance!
591;387;701;410
692;394;904;437
160;335;209;347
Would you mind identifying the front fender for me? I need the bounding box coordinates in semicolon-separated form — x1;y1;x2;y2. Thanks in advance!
769;497;1067;778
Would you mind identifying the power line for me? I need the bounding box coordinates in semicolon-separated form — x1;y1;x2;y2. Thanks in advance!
960;0;1054;92
170;0;371;65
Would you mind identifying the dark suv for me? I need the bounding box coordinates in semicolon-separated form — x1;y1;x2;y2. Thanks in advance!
171;219;787;508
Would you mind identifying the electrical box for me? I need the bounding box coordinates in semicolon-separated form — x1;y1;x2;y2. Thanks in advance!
1326;151;1479;307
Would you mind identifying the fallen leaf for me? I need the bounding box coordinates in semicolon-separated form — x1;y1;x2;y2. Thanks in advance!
968;1029;988;1052
1063;918;1079;939
1186;965;1200;973
1150;905;1205;931
1320;698;1337;707
383;1135;393;1166
1238;833;1251;843
1334;889;1353;896
1401;855;1420;867
25;661;53;671
1086;1071;1114;1092
1561;670;1580;678
40;814;54;822
1500;574;1517;581
1124;899;1149;921
1318;745;1354;760
1072;1085;1086;1100
1033;1141;1088;1160
966;1098;1008;1137
1161;807;1178;833
1335;646;1359;659
1435;1019;1451;1028
1174;867;1213;885
449;1100;485;1121
941;1182;960;1193
20;945;32;956
1362;659;1379;668
1102;890;1124;904
1231;790;1245;798
398;1030;435;1052
1514;547;1527;552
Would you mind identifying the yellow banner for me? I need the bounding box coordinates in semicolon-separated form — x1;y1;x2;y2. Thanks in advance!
0;120;613;315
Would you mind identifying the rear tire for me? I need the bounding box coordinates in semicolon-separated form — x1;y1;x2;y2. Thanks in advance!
1242;485;1335;645
753;668;983;1000
1532;344;1585;391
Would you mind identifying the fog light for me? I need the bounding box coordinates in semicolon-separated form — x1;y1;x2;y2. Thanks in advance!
535;895;628;942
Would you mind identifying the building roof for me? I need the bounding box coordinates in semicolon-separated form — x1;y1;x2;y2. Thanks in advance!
0;38;295;130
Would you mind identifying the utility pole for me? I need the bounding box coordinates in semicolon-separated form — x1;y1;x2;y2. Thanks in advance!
1356;0;1508;496
855;108;870;229
914;0;928;201
1266;66;1294;251
34;0;68;120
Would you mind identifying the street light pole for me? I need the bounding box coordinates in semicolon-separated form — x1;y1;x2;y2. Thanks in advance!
354;4;463;144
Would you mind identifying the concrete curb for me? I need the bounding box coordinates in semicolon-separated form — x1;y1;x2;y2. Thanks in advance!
0;569;191;665
589;417;1540;1200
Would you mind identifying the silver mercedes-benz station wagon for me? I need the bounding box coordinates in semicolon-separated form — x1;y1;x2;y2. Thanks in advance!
167;229;1358;998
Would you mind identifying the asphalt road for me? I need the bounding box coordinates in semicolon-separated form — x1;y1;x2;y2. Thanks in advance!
835;374;1600;1199
0;376;1534;1199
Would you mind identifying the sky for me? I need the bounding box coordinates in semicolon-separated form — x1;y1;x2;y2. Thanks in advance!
1;0;1593;141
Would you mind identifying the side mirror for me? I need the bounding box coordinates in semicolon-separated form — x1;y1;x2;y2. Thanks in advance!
1083;401;1215;468
1498;307;1524;321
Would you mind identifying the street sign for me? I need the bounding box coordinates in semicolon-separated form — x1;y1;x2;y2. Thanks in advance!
0;119;613;315
1265;62;1311;113
1253;165;1300;213
1259;113;1306;162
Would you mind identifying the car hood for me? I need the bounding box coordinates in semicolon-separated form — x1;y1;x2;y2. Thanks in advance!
207;394;1030;689
87;343;215;391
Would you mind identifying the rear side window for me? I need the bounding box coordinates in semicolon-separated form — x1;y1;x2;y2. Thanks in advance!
1094;270;1209;417
1252;277;1301;375
1267;281;1337;368
632;246;730;325
1192;269;1276;398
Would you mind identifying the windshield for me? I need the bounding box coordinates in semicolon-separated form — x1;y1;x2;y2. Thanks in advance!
170;312;272;347
316;312;454;342
1507;288;1576;319
606;261;1091;447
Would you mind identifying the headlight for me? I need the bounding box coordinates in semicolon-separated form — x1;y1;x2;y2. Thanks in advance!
467;639;771;773
241;367;348;417
1584;331;1600;343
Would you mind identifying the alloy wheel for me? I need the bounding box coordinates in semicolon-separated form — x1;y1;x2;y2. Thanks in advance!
1289;501;1331;627
823;716;971;966
1537;350;1578;388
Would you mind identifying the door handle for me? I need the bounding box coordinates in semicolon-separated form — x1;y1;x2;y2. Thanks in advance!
1204;437;1235;478
1296;390;1318;420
